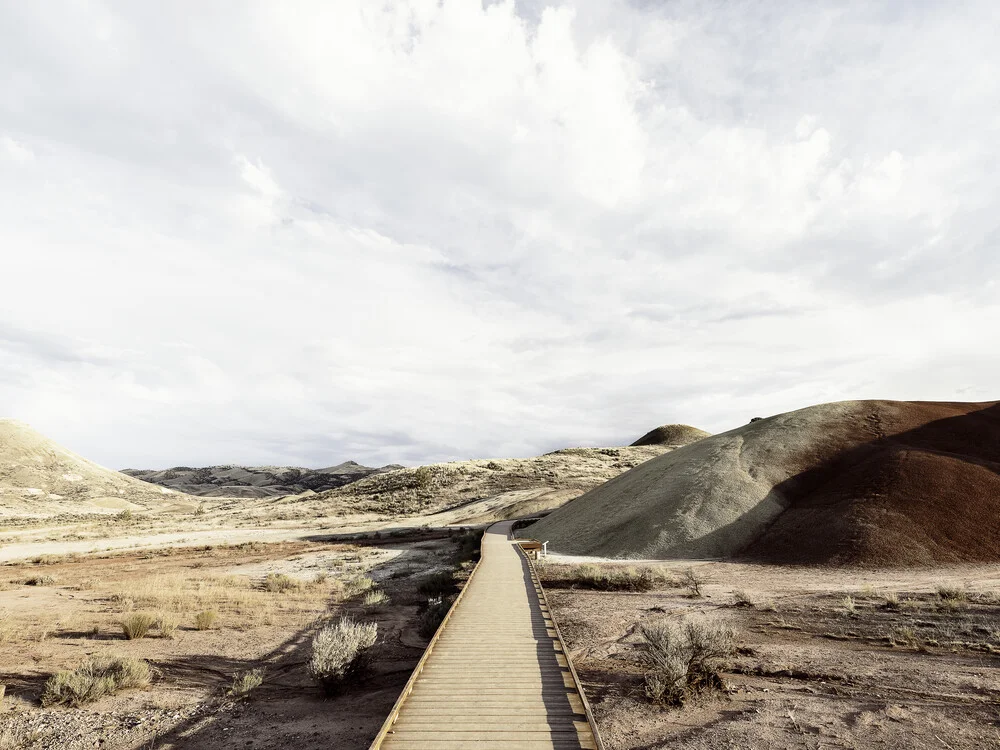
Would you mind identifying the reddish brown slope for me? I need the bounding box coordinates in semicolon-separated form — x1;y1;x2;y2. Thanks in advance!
529;400;1000;567
743;400;1000;565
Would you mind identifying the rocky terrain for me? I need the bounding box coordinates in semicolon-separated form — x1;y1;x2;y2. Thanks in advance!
528;400;1000;566
122;460;404;499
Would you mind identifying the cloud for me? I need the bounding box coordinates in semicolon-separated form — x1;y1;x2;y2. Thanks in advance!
1;0;998;469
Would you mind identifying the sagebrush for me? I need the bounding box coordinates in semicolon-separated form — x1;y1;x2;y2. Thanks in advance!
41;656;151;707
638;618;734;705
308;618;377;695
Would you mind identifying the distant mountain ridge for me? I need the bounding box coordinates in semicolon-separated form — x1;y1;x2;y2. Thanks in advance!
122;462;404;498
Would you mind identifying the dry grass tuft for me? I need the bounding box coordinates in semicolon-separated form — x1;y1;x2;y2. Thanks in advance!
121;612;157;640
308;618;378;695
228;668;264;699
41;656;151;707
194;610;218;630
362;589;389;608
262;573;301;593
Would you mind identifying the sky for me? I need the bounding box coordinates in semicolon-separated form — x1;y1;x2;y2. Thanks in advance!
2;0;999;470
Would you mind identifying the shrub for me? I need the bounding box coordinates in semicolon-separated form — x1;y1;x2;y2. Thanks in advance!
121;612;157;640
936;585;966;602
883;592;901;610
363;589;389;608
418;571;456;598
263;573;300;593
417;597;452;638
194;610;218;630
342;574;376;599
308;618;377;695
157;614;179;639
23;575;56;586
453;530;483;563
679;568;703;598
228;668;264;699
41;656;151;707
570;564;668;592
841;595;857;614
731;590;754;607
638;618;734;705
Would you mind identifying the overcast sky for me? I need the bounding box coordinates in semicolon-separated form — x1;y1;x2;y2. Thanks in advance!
2;1;999;470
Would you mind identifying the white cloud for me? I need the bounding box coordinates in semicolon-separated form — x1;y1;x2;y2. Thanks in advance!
1;0;998;469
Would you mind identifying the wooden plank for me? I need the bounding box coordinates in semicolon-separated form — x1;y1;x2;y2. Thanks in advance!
370;520;604;750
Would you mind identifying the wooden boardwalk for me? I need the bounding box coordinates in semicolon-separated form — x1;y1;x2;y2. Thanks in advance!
370;520;601;750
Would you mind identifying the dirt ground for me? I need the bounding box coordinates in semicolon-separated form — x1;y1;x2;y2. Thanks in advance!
538;559;1000;750
0;529;470;750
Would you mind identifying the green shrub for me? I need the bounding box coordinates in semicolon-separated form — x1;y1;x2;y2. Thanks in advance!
41;656;151;707
308;618;377;695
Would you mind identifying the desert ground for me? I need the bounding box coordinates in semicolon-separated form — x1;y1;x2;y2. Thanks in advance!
539;558;1000;749
0;527;479;749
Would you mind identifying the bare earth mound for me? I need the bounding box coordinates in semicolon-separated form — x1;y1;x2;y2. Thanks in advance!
0;420;195;517
630;424;710;447
529;400;1000;566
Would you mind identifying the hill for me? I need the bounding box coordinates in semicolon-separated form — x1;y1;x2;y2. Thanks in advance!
630;424;710;447
122;461;404;498
526;400;1000;566
0;420;196;517
269;445;672;524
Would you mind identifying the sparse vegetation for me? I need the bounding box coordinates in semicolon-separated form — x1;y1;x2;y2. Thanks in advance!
40;656;151;707
156;613;179;639
120;612;157;640
417;597;452;638
638;618;735;706
413;466;433;489
936;585;966;602
263;573;300;593
417;571;456;598
22;574;56;586
308;618;378;695
841;595;857;614
679;568;704;598
194;610;218;630
362;589;389;608
228;668;264;699
570;564;670;592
